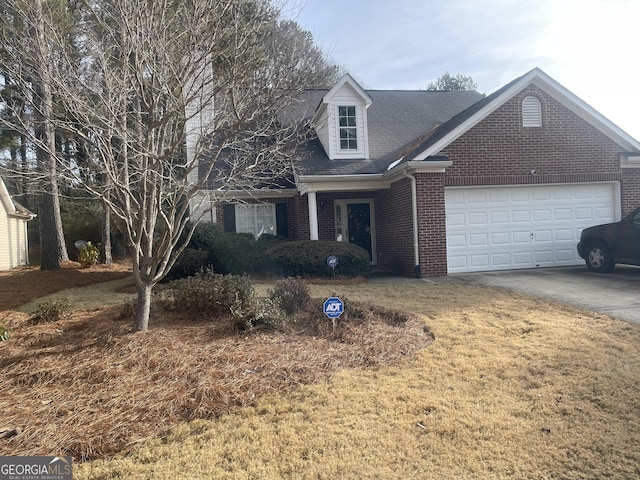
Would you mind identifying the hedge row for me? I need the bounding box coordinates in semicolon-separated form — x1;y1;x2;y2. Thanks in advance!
169;223;370;279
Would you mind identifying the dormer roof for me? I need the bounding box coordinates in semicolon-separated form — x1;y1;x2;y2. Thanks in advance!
298;88;483;174
319;73;372;109
312;73;374;160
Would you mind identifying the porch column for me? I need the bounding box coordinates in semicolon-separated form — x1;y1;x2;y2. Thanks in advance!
307;191;319;240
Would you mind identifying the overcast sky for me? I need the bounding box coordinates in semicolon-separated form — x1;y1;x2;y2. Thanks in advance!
286;0;640;140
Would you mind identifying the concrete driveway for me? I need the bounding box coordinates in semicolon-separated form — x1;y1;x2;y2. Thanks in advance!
450;265;640;324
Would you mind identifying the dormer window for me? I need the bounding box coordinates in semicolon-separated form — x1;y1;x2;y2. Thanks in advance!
338;106;358;150
312;74;371;159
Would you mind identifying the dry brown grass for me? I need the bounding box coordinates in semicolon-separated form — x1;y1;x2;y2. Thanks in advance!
0;292;430;462
77;283;640;480
2;266;640;478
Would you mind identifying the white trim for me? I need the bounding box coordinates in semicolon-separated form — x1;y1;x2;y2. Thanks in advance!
216;188;298;199
296;174;386;194
320;73;372;108
620;154;640;168
333;198;377;265
413;67;640;160
308;191;319;240
296;160;453;194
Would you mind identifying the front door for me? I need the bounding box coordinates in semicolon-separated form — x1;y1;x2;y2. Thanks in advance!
334;199;376;264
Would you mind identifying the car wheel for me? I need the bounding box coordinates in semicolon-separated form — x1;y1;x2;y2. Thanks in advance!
585;242;614;273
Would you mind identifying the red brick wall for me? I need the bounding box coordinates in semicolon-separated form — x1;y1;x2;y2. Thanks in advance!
415;173;448;277
440;85;631;203
404;84;639;277
293;194;309;240
375;179;415;276
621;170;640;215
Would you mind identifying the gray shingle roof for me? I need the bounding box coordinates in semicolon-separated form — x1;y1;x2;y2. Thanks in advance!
401;72;527;161
294;89;485;176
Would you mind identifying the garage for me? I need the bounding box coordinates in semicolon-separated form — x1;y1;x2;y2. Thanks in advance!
445;183;618;273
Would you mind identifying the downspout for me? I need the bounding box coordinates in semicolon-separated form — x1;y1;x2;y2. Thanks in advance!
25;221;29;266
402;169;421;278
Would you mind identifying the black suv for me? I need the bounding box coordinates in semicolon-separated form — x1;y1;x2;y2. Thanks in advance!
577;207;640;272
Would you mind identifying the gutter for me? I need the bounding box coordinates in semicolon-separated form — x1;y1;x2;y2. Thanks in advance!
402;169;421;278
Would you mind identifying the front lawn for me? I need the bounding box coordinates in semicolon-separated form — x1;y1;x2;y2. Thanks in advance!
2;266;640;478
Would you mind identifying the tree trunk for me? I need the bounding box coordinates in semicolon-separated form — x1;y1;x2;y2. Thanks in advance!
101;198;113;264
38;191;68;270
32;0;68;270
133;283;152;332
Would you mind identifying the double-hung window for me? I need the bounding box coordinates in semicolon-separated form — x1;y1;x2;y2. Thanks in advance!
235;204;276;238
338;106;358;150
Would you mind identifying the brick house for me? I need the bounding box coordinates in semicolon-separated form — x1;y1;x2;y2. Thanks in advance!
190;68;640;277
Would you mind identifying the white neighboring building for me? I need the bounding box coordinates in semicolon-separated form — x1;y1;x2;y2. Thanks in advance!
0;177;35;270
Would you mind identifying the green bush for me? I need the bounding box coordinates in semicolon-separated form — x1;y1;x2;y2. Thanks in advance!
29;297;71;324
168;249;209;279
266;241;370;278
78;241;100;268
177;223;286;277
209;233;261;275
187;222;221;251
0;324;8;342
166;273;288;330
168;273;255;318
269;277;311;315
60;193;103;261
235;297;287;331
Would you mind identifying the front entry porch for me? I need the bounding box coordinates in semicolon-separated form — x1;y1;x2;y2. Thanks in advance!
305;191;377;265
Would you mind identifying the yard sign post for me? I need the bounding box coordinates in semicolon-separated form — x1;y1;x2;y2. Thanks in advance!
323;296;344;333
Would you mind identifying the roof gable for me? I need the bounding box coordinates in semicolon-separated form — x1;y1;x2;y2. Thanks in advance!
0;177;34;219
408;67;640;161
319;73;372;109
313;74;373;161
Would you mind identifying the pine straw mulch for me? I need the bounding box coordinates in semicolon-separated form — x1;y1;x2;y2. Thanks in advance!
0;299;433;462
0;261;131;310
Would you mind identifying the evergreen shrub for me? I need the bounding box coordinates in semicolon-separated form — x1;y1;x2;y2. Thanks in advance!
29;297;71;324
269;277;311;315
265;241;370;278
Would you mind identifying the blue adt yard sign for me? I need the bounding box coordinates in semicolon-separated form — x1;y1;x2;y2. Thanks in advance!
323;297;344;319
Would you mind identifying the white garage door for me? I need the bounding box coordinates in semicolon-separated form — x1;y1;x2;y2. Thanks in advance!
445;183;617;273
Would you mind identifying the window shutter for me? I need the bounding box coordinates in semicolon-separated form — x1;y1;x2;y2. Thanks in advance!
522;96;542;127
223;204;236;233
276;203;288;238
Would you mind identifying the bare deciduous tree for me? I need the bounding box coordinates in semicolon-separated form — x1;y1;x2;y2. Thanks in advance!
0;0;70;269
1;0;338;331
